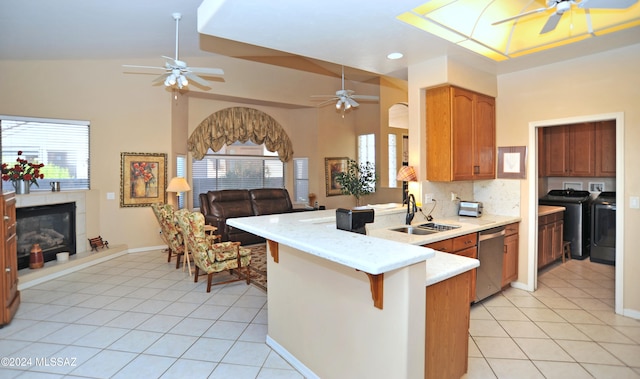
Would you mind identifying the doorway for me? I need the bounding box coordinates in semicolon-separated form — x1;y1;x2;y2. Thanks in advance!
529;112;624;315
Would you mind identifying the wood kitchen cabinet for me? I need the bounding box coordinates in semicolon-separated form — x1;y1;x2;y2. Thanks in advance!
595;120;616;177
542;121;615;178
538;211;564;269
425;270;471;379
426;85;495;181
502;222;519;288
1;191;20;327
425;232;478;303
538;128;547;177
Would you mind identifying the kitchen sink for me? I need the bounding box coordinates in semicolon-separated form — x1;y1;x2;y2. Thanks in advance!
417;222;461;231
390;226;439;235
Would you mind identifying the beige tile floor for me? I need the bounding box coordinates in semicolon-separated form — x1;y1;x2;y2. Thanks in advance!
2;250;638;378
466;258;640;379
1;250;303;379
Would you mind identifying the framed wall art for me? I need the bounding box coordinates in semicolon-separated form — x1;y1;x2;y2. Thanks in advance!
325;157;348;196
120;152;167;207
497;146;527;179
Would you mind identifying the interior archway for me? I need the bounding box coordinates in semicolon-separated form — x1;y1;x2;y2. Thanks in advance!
188;107;294;162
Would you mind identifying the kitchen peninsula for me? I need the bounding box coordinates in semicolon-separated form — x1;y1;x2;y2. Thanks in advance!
228;206;520;378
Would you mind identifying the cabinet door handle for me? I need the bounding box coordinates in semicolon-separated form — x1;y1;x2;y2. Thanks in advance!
3;216;8;221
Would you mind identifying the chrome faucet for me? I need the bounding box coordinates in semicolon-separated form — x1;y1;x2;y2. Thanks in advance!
406;193;417;225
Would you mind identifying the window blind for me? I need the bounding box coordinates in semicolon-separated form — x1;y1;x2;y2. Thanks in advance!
192;154;284;208
1;116;90;190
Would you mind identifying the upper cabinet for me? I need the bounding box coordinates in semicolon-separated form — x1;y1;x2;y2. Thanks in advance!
426;85;495;182
595;120;616;177
541;121;615;178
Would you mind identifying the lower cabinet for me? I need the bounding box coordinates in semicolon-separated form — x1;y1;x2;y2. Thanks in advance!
425;270;471;379
1;191;20;327
425;232;478;303
538;212;564;269
502;223;519;288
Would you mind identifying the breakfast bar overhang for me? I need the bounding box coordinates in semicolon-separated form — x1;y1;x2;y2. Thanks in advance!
227;208;484;379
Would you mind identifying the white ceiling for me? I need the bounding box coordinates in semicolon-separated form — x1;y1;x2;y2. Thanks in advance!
2;0;639;81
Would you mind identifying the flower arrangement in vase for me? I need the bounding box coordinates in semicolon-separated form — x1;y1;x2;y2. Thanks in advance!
1;151;45;194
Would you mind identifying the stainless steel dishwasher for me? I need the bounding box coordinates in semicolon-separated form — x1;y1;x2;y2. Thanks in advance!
475;226;506;302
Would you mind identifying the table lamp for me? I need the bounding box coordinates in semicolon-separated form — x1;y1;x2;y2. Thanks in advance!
396;166;418;204
166;177;191;208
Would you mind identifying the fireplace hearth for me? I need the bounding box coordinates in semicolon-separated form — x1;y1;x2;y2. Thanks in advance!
16;202;76;270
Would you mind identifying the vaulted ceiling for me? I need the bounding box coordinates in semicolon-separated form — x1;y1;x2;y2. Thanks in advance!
2;0;639;81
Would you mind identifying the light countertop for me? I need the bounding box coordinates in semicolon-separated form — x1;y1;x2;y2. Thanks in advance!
227;209;435;275
538;205;566;216
227;207;520;286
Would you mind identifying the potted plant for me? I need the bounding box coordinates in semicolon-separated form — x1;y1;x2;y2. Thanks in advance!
335;159;378;207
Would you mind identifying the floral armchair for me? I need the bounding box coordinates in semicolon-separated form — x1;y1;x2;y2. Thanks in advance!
175;209;252;292
151;203;185;269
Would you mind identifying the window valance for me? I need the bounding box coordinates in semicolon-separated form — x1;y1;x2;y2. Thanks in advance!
188;107;294;162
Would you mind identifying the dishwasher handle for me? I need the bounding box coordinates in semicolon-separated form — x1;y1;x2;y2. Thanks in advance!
478;227;506;241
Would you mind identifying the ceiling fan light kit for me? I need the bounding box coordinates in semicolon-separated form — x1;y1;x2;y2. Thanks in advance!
311;66;379;115
122;12;224;92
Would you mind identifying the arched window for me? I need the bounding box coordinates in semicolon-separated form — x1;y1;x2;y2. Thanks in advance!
188;107;293;208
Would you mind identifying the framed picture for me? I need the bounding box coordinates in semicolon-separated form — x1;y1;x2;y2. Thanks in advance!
563;181;583;190
325;157;348;196
589;182;605;193
120;152;167;207
497;146;527;179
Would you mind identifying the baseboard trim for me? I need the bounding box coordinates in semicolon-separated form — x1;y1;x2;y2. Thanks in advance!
18;244;129;290
266;335;319;379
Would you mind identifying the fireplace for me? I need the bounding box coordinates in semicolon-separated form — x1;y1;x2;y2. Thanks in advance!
16;202;77;270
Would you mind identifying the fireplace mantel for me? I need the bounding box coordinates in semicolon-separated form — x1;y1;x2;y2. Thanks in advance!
16;191;87;253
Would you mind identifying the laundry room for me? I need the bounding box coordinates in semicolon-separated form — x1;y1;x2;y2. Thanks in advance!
537;120;617;267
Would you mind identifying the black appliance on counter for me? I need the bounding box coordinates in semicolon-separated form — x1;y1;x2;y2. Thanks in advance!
336;208;375;235
591;192;616;265
539;189;592;260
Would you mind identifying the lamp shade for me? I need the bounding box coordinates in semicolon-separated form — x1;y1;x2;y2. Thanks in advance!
166;177;191;193
396;166;418;182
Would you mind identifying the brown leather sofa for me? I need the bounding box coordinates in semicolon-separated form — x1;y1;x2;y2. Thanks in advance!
199;188;307;245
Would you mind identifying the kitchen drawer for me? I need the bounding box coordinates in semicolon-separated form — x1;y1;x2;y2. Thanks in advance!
424;239;453;253
452;233;477;251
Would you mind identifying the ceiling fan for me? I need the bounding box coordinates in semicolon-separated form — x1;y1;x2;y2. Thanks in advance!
492;0;639;34
310;66;379;111
122;12;224;90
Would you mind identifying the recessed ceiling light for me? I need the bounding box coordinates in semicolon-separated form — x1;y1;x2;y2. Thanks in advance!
387;52;404;60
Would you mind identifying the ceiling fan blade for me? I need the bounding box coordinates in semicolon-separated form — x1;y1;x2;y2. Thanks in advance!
161;55;178;65
152;73;169;84
310;95;338;99
314;98;338;107
122;64;166;71
579;0;638;8
183;72;210;87
188;67;224;76
541;12;563;34
492;6;551;25
347;98;359;108
351;95;380;101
